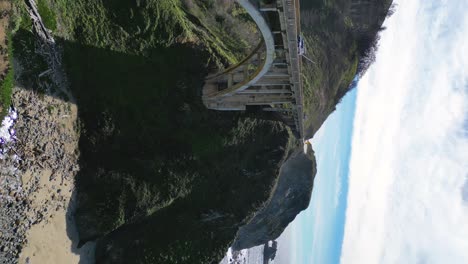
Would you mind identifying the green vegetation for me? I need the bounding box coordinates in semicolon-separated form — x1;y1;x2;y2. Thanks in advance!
8;0;289;263
8;0;392;262
0;32;14;119
62;38;292;261
9;1;59;99
0;0;28;119
299;0;393;138
9;2;285;263
0;70;13;116
49;0;259;65
37;0;57;31
11;27;51;95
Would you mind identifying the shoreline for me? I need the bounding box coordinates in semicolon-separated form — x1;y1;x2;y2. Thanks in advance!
0;86;95;264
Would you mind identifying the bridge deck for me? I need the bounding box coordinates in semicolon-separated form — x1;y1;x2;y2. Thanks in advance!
279;0;304;138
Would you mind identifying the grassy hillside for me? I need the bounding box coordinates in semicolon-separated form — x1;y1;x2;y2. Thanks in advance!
9;0;393;262
0;33;14;118
300;0;393;138
47;0;259;66
66;41;292;260
8;1;53;100
8;0;293;263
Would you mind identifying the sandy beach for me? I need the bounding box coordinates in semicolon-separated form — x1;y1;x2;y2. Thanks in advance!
18;167;95;264
0;86;95;264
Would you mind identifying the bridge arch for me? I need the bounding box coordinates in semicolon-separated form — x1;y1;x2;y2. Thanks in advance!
202;0;304;138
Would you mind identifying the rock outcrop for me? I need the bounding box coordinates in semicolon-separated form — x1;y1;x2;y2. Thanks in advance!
232;145;316;250
263;240;278;264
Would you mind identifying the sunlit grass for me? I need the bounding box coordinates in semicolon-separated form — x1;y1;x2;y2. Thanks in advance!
0;32;14;119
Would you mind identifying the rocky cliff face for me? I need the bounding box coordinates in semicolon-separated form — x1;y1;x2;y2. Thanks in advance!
232;145;316;250
90;118;292;264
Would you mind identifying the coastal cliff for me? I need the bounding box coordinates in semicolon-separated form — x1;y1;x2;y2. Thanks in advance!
230;0;393;252
0;0;393;263
232;146;316;250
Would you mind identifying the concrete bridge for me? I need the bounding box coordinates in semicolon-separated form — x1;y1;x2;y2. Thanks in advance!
202;0;304;138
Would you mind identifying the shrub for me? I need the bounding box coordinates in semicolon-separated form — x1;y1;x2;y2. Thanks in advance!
37;0;57;31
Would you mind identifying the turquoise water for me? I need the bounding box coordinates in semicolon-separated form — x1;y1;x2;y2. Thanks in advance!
287;88;357;264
